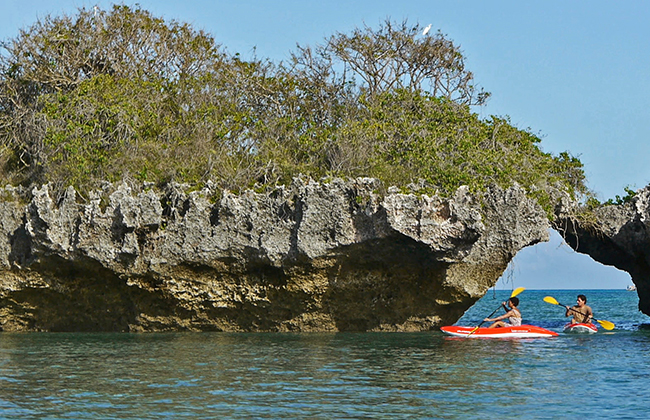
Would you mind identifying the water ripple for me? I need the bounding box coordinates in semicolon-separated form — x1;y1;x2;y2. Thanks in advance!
0;290;649;418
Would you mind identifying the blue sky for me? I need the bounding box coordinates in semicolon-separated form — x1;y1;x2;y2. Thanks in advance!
2;1;644;289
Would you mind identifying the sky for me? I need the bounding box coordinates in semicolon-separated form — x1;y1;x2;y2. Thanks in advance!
1;0;646;290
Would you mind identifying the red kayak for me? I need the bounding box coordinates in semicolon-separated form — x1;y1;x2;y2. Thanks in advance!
440;324;558;338
563;323;598;333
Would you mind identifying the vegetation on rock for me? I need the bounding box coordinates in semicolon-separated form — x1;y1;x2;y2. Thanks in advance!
0;5;588;216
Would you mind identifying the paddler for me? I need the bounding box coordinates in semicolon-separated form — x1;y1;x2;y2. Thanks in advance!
565;294;594;324
484;297;522;328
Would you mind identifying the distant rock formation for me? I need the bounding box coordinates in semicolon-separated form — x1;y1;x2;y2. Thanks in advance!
554;186;650;316
0;178;549;332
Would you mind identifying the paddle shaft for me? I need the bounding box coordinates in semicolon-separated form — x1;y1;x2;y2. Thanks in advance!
561;302;595;323
467;301;513;336
475;303;507;329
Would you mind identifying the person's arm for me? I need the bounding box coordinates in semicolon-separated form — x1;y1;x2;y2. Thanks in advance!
586;307;594;323
486;309;514;322
565;305;572;317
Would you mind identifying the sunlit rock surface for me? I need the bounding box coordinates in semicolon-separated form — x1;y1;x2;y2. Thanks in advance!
0;178;549;332
554;185;650;316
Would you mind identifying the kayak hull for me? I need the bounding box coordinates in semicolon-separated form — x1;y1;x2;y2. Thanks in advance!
563;323;598;333
440;324;558;338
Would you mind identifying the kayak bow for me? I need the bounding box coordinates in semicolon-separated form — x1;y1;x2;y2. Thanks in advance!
563;323;598;334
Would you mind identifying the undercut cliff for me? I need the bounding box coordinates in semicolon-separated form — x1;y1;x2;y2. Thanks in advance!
554;185;650;316
0;178;549;332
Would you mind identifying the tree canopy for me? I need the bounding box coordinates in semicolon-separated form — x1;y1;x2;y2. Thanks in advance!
0;5;588;216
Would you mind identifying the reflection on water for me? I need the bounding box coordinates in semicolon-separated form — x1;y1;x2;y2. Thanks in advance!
1;290;650;419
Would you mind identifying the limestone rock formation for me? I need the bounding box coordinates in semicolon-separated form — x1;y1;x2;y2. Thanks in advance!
554;185;650;315
0;178;549;332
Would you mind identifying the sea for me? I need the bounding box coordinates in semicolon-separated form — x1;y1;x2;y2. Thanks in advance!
1;289;649;419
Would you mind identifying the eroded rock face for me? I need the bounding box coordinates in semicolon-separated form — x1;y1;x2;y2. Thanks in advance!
0;178;549;332
554;186;650;315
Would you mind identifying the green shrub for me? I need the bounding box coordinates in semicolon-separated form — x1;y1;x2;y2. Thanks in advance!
0;8;589;217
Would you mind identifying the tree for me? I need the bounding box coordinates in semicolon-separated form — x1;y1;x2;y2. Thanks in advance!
291;19;490;105
0;5;260;194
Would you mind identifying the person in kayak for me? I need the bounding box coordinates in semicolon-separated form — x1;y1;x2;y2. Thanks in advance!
565;294;593;324
484;297;522;328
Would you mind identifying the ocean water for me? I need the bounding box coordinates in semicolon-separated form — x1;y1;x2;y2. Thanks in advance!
1;289;649;419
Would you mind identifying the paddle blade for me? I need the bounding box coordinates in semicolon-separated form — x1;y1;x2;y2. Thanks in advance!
543;296;559;305
511;287;526;298
597;319;615;330
466;326;480;336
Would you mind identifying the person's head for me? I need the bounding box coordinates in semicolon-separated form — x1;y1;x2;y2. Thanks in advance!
577;294;587;306
509;297;519;307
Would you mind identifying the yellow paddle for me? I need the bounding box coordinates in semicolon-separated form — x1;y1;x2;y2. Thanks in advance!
543;296;615;330
466;287;526;337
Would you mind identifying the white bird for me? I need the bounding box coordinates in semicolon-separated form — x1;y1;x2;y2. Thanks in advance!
422;24;432;36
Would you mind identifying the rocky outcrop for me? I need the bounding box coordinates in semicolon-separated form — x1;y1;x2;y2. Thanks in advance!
554;186;650;315
0;178;549;332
